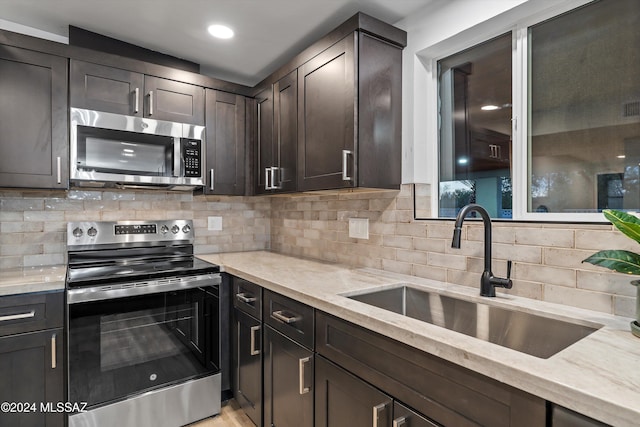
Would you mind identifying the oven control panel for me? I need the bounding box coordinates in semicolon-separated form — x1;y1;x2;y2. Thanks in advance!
67;220;194;247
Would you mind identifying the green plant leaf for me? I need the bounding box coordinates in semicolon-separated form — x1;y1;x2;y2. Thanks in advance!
582;249;640;275
603;209;640;245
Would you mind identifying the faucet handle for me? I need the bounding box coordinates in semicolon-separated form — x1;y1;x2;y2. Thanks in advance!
506;260;512;279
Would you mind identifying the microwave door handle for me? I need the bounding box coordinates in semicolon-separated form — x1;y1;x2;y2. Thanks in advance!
174;138;181;177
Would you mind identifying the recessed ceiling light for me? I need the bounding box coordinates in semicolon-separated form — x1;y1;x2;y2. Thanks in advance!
481;105;500;111
617;155;626;159
208;24;234;39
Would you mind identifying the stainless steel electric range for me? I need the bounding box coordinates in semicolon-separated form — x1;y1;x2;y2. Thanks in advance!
65;220;221;427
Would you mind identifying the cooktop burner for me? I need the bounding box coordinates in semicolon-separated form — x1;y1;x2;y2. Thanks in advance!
66;220;219;288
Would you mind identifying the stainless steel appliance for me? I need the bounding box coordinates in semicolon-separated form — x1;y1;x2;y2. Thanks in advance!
66;220;221;427
70;108;205;190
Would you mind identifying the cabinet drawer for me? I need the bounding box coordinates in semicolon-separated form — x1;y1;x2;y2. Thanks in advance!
233;278;262;319
264;290;313;349
0;291;63;337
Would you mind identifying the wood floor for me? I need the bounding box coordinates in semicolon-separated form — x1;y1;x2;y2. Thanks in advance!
187;399;255;427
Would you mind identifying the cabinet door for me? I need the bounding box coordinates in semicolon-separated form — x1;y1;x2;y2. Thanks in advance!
0;46;68;189
205;89;246;195
315;356;392;427
144;75;205;125
69;60;144;116
0;328;64;427
234;309;262;427
264;326;313;427
255;86;274;194
273;70;297;193
298;34;356;191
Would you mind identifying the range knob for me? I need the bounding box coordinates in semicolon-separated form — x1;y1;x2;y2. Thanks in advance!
160;225;169;234
171;225;180;234
87;227;98;237
72;227;83;238
182;224;191;234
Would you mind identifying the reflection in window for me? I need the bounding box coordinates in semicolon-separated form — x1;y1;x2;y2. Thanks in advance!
438;33;512;218
529;0;640;213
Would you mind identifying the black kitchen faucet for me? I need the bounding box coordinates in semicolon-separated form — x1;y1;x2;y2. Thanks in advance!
451;204;512;297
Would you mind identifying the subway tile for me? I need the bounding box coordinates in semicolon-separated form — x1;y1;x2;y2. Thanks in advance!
515;263;576;288
427;223;456;239
1;198;44;211
382;235;413;250
1;221;44;233
493;243;542;263
381;258;413;275
413;237;446;252
515;228;574;248
395;223;426;238
428;252;467;270
412;264;447;282
396;249;428;265
613;295;635;318
575;229;637;251
543;284;613;314
577;270;636;297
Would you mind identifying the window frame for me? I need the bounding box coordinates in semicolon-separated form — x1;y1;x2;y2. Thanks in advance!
423;0;613;222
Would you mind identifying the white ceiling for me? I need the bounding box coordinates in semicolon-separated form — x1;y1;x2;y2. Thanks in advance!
0;0;433;86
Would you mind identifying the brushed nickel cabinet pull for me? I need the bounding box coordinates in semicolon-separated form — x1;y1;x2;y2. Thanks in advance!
236;293;256;304
134;87;140;113
149;90;154;115
299;356;311;395
210;169;215;191
51;333;57;369
372;403;386;427
0;310;35;322
56;156;61;184
393;417;407;427
342;149;352;181
271;310;299;324
250;325;260;356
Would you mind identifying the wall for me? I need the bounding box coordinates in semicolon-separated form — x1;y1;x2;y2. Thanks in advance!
0;189;270;269
272;185;636;318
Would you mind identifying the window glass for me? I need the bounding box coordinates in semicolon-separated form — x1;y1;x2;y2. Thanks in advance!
438;33;512;218
528;0;640;213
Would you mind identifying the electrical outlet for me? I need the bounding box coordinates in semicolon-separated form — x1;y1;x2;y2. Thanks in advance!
208;216;222;231
348;218;369;239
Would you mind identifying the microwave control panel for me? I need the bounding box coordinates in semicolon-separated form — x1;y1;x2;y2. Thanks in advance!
181;138;202;177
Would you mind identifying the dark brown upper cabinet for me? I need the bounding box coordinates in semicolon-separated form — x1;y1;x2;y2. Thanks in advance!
298;31;404;191
204;89;246;195
252;12;406;193
255;70;297;194
0;45;68;189
70;60;205;125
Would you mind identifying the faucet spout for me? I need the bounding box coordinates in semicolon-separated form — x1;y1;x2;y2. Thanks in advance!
451;204;512;297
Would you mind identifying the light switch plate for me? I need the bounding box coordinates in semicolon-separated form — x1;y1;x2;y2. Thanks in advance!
348;218;369;239
208;216;222;231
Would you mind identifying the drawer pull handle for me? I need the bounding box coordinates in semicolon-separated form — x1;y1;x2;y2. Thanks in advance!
56;157;62;184
51;333;57;369
250;325;260;356
393;416;407;427
373;403;387;427
271;310;300;324
299;356;311;395
0;310;35;322
236;293;256;304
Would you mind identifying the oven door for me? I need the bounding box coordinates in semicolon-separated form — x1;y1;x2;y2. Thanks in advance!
67;284;219;409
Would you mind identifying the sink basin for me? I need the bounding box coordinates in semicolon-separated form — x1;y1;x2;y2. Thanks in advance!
348;286;600;358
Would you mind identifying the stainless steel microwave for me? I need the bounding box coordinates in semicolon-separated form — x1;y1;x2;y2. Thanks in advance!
70;108;205;190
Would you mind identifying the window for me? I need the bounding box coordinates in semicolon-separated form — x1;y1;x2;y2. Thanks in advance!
438;33;512;218
435;0;640;221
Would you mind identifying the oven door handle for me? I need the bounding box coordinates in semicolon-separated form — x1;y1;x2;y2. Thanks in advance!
67;273;221;304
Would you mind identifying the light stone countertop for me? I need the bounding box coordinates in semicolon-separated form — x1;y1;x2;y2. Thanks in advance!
0;265;66;296
199;251;640;427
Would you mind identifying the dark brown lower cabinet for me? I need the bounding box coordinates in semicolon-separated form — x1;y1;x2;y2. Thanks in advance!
316;311;546;427
263;325;313;427
234;308;262;427
315;355;392;427
0;328;64;427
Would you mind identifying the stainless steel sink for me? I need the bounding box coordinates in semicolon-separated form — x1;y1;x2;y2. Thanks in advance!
348;286;600;358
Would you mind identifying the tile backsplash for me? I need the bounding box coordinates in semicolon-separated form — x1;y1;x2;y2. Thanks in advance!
0;189;270;269
271;184;636;318
0;184;635;317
